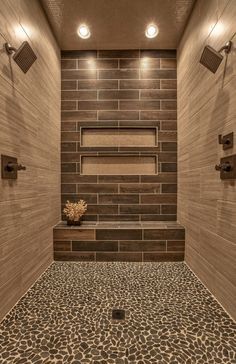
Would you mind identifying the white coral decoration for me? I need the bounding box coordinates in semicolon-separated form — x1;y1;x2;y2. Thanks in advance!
63;200;87;221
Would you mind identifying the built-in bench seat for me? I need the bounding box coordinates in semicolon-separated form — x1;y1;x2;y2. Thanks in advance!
53;221;185;262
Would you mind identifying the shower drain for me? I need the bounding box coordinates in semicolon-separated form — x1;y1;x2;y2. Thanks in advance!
112;309;125;320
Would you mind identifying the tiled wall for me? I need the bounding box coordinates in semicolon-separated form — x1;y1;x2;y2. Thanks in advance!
178;0;236;320
61;49;177;222
0;0;60;321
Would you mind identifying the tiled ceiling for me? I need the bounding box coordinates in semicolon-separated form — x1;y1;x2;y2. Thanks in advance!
40;0;196;50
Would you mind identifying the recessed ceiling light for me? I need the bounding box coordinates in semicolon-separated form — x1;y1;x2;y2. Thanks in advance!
78;24;91;39
145;24;159;39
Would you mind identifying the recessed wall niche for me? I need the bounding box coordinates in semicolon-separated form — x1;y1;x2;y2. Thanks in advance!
81;155;158;175
81;127;158;147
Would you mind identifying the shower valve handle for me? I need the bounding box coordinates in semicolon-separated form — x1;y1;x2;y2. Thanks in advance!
215;162;232;172
5;162;26;172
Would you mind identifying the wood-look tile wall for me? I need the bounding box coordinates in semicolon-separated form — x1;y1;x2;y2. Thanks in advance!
61;49;177;222
0;0;60;321
178;0;236;320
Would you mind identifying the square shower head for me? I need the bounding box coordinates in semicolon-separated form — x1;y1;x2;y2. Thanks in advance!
199;45;223;73
12;41;37;73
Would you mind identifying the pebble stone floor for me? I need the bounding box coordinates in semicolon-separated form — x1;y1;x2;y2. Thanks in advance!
0;262;235;364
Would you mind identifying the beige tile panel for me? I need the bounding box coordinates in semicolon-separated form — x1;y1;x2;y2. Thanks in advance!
81;128;158;147
0;0;60;321
178;0;236;320
81;155;158;175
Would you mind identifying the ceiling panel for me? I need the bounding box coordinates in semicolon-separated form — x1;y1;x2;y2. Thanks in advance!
41;0;196;50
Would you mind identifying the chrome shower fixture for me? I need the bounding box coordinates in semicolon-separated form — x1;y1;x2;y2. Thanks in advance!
4;41;37;73
199;40;232;73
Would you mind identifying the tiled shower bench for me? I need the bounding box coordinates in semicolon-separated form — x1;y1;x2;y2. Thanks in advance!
53;221;185;262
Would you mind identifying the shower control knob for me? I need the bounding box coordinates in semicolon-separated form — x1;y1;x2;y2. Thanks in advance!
215;162;232;172
6;162;26;172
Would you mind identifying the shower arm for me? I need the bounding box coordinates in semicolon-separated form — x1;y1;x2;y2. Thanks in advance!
218;40;232;54
5;43;17;55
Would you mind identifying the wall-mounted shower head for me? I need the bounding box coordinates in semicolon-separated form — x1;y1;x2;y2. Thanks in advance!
4;41;37;73
199;41;232;73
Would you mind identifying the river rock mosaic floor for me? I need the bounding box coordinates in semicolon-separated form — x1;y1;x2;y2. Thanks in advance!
0;262;235;364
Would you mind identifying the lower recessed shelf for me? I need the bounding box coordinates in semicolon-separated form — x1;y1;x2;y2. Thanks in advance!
81;155;158;175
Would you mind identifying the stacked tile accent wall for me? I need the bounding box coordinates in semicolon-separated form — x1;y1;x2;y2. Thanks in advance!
61;49;177;222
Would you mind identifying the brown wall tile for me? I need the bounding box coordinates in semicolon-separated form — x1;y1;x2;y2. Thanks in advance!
161;205;177;214
72;240;118;251
54;241;71;251
120;101;160;110
167;241;185;252
99;90;139;99
141;70;176;79
119;184;160;193
161;80;177;89
162;184;177;193
78;101;118;110
161;100;177;110
62;174;97;183
61;122;77;131
61;184;77;193
78;80;118;89
62;80;77;90
120;80;160;89
141;50;176;58
62;69;97;79
61;163;77;173
88;205;118;214
120;205;160;214
161;59;177;69
99;194;139;204
61;50;97;58
62;91;97;100
61;142;77;152
120;59;160;69
144;229;185;240
98;50;140;58
61;132;80;142
78;59;118;69
141;173;177;183
61;59;77;69
99;69;139;79
140;111;177;120
61;111;97;121
120;241;166;251
55;252;95;261
61;100;77;110
99;175;139;183
78;184;118;193
140;90;177;99
143;252;184;262
161;163;177;172
54;228;95;240
98;111;139;120
96;229;142;240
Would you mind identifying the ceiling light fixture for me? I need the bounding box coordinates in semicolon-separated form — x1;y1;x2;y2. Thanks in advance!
78;24;91;39
145;24;158;39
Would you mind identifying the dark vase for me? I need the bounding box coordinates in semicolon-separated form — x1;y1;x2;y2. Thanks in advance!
67;219;81;226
